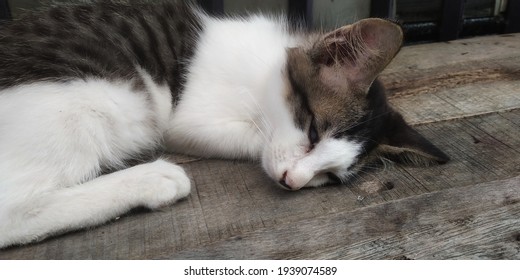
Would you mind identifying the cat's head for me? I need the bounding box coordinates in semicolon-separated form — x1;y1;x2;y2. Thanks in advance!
262;18;449;190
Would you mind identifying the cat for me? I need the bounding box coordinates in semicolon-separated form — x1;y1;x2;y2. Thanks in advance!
0;1;449;248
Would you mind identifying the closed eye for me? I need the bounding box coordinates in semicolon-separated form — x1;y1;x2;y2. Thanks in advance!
308;118;320;149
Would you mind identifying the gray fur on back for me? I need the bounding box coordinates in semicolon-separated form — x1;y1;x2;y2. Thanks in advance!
0;1;203;102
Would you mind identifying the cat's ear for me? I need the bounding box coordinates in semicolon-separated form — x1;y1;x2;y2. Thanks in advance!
311;18;403;91
376;111;450;166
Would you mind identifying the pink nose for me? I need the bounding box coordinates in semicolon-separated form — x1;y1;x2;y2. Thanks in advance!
278;171;293;190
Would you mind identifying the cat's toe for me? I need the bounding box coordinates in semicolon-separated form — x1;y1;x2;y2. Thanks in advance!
138;160;191;209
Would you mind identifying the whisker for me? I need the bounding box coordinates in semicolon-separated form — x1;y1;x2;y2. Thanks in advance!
248;113;269;143
242;90;274;141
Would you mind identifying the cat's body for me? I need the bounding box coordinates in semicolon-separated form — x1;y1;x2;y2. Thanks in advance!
0;1;448;248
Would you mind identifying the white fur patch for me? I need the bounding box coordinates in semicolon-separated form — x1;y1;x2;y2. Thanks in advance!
165;15;301;159
0;79;155;189
263;135;362;190
0;76;179;248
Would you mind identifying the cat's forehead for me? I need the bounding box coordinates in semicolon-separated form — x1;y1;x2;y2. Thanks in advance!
285;47;371;132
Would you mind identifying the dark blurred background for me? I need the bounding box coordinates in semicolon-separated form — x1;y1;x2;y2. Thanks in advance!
1;0;519;44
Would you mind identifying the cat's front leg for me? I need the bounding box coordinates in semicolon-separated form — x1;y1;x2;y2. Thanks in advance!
0;159;190;248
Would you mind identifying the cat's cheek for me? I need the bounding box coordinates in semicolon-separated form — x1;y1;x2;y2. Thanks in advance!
289;138;362;189
260;149;290;186
260;132;309;188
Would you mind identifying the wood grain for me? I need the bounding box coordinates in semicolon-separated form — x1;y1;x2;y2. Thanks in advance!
168;176;520;260
384;33;520;73
380;34;520;125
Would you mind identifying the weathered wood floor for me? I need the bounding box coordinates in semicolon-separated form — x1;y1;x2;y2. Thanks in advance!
1;34;519;260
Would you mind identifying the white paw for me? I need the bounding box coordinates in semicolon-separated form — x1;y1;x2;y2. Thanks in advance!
133;159;191;209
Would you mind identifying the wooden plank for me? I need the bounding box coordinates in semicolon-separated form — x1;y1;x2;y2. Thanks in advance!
383;33;520;73
380;34;520;125
390;79;520;125
383;58;520;99
167;176;520;259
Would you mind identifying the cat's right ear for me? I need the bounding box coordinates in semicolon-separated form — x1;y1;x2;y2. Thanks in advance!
310;18;403;92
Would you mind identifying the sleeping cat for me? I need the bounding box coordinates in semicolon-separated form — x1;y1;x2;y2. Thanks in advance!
0;1;448;248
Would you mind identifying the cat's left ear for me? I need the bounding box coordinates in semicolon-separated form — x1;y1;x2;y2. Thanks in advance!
311;18;403;91
376;111;450;166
